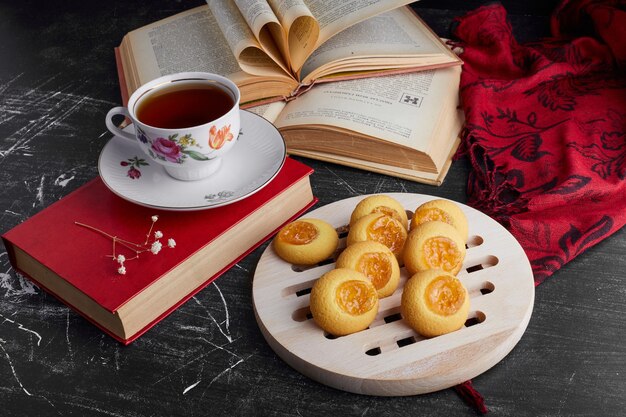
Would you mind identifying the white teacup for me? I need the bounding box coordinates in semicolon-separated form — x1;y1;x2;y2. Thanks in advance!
106;72;240;181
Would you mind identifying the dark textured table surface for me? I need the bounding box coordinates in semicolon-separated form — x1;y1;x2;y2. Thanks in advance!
1;1;624;416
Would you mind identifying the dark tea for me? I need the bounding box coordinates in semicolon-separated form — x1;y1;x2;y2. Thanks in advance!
135;81;235;129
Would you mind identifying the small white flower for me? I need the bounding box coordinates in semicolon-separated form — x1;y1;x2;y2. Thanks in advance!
154;230;163;239
151;215;159;222
117;265;126;275
150;240;162;255
116;254;126;264
167;238;176;248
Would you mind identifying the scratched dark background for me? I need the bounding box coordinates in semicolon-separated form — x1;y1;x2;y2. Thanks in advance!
1;1;625;416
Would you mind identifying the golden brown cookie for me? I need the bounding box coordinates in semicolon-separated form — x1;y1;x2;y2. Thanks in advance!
410;199;469;242
336;241;400;298
309;268;379;336
403;221;466;276
350;195;409;230
401;269;470;337
273;218;338;265
346;213;407;263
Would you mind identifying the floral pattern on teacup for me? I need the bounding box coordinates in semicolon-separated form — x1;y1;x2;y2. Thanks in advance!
143;131;212;164
209;124;234;150
137;127;150;144
120;156;149;179
137;124;236;164
151;137;183;163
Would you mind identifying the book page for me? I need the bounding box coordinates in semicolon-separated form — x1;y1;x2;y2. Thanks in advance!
275;66;461;152
234;0;290;68
246;101;287;123
303;0;414;46
300;8;454;82
267;0;319;72
207;0;291;78
126;7;248;87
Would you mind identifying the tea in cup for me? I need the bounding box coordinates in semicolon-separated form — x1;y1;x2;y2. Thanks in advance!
105;72;240;181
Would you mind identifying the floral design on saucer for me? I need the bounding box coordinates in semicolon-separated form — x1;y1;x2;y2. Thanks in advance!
120;156;149;179
205;190;235;202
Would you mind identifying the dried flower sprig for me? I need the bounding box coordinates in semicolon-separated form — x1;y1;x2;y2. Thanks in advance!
75;215;176;275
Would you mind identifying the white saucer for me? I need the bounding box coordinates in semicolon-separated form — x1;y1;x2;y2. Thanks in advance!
98;110;286;211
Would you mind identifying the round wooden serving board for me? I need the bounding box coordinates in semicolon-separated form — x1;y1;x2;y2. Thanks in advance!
252;193;535;396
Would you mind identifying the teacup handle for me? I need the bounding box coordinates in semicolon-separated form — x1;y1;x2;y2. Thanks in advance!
105;107;136;142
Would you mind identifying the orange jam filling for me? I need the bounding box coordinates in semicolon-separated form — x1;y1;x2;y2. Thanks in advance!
278;221;318;245
356;252;392;290
422;237;462;272
366;216;405;253
415;207;453;227
336;280;377;315
425;275;466;316
372;206;403;225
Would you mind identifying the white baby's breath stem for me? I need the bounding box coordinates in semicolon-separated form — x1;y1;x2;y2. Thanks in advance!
144;216;158;245
75;222;144;252
75;221;114;239
75;215;172;275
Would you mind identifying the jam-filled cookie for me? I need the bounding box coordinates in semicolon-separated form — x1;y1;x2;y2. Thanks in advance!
336;241;400;298
410;199;469;242
403;221;466;276
273;218;338;265
309;268;379;336
401;269;470;337
350;194;408;230
346;213;407;262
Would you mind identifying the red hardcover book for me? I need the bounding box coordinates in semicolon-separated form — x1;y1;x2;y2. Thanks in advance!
1;157;316;344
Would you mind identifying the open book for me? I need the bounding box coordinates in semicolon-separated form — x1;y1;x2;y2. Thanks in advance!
249;65;463;185
116;0;461;104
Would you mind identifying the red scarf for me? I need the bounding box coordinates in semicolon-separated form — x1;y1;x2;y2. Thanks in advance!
451;1;626;413
454;0;626;285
